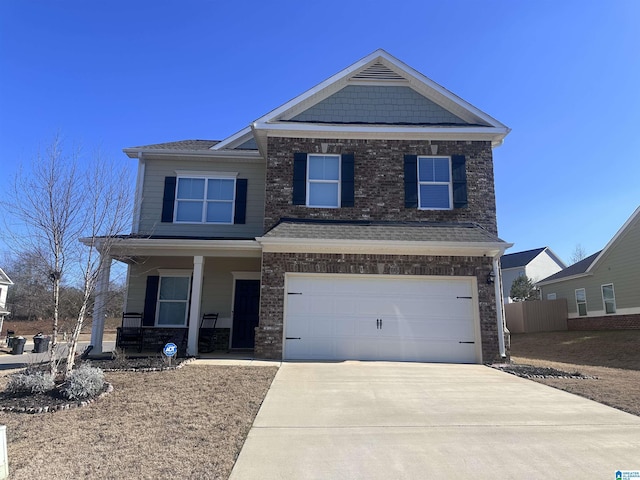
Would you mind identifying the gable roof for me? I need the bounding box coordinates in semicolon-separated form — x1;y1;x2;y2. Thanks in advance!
501;247;566;270
0;268;13;285
501;247;546;269
538;204;640;286
214;49;510;153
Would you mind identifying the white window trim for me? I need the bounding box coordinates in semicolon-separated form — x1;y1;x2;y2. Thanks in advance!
156;271;193;327
306;154;341;208
417;155;453;211
601;283;616;314
174;174;237;224
575;288;587;316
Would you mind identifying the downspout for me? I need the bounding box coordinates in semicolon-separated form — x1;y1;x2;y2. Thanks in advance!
131;153;145;234
493;255;507;359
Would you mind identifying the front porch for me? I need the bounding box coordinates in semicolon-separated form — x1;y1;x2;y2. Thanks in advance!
91;236;262;357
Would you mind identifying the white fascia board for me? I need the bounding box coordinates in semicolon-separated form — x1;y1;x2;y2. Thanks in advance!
253;122;510;147
83;237;262;258
257;237;512;257
0;268;13;285
586;205;640;274
123;147;262;161
211;127;254;151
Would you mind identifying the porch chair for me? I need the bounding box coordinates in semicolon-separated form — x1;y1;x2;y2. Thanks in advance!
198;313;219;353
116;312;144;353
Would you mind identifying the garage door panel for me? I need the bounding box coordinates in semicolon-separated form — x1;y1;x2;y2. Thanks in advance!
284;275;480;363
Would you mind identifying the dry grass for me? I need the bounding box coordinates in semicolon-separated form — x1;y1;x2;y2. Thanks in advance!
0;365;278;480
510;330;640;417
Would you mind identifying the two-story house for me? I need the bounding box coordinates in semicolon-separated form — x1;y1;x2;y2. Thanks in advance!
91;49;512;363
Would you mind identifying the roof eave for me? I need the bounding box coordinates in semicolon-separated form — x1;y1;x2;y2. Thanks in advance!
257;237;512;257
252;122;510;148
123;147;262;160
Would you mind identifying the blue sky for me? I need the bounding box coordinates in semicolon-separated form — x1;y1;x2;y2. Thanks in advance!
1;0;639;266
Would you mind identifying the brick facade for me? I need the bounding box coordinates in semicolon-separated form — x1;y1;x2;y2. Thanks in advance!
255;252;507;363
263;137;498;234
568;314;640;331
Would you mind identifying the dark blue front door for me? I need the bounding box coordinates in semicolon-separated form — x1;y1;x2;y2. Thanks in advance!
231;279;260;349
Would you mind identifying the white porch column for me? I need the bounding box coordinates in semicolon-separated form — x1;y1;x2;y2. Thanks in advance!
187;256;205;356
90;254;112;356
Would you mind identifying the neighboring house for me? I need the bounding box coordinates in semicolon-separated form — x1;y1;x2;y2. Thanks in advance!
501;247;566;302
90;49;512;363
0;268;14;334
538;206;640;329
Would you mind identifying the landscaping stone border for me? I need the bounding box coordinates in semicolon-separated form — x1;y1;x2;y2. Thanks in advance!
491;363;597;380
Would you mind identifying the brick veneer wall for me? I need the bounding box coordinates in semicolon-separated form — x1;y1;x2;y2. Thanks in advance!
568;314;640;330
263;137;498;234
255;252;507;363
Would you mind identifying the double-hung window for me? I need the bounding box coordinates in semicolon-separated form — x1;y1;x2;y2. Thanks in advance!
156;274;191;326
601;284;616;314
575;288;587;316
307;154;340;208
175;176;236;224
418;156;452;210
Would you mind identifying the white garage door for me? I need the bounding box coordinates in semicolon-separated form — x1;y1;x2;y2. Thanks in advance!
284;274;480;363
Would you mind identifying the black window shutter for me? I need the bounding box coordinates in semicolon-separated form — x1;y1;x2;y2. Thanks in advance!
234;179;248;224
161;177;177;223
340;153;355;207
143;276;160;326
451;155;468;209
404;155;418;208
292;153;307;205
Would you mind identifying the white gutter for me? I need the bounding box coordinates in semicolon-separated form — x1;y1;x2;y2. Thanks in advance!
122;148;263;160
493;255;507;359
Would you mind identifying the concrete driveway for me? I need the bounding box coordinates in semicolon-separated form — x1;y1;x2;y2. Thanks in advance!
230;362;640;479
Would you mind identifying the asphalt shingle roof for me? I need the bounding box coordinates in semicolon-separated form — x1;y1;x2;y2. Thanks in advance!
501;247;546;269
262;220;506;244
129;139;220;150
539;250;601;283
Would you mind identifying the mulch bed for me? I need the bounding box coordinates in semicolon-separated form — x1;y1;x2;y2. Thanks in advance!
0;356;191;413
492;363;597;379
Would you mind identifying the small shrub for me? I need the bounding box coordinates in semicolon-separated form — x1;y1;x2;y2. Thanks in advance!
61;364;105;400
6;371;55;394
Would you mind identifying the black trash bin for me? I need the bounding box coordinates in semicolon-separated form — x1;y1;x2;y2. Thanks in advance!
33;333;50;353
11;336;26;355
6;330;15;348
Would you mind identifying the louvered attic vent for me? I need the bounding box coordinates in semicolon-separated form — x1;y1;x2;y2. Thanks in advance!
351;62;406;81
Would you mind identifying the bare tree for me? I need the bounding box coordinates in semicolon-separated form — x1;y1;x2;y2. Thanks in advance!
570;244;587;265
2;136;131;377
3;135;84;375
64;154;130;374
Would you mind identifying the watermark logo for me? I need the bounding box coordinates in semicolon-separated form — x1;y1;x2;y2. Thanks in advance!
616;471;640;480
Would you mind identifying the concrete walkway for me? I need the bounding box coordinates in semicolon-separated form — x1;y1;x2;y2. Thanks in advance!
230;362;640;479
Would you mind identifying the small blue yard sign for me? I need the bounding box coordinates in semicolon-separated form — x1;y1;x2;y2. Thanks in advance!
163;342;178;357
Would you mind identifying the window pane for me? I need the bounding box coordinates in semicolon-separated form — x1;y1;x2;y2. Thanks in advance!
419;185;450;209
602;285;614;300
157;302;187;325
177;178;205;199
207;179;234;200
578;303;587;316
309;155;339;180
418;158;434;182
176;201;203;222
433;158;450;182
309;183;339;207
575;289;586;302
605;301;616;314
206;201;233;222
159;277;190;301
